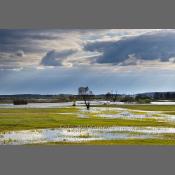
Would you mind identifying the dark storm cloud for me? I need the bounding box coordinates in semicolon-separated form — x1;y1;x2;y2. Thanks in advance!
0;29;101;70
0;29;58;53
0;29;110;55
2;29;175;70
84;31;175;65
40;49;77;66
0;29;76;69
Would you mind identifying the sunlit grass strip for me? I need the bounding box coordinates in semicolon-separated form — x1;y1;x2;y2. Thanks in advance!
0;115;173;132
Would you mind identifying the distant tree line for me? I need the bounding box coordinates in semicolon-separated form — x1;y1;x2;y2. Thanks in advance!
105;92;151;104
1;91;175;105
153;92;175;100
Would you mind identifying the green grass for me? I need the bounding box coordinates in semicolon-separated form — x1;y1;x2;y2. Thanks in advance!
163;112;175;115
78;133;91;138
33;139;175;145
1;105;175;145
0;107;78;113
129;111;147;115
0;106;174;132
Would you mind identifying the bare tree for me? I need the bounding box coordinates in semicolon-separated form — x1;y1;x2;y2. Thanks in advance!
78;87;94;110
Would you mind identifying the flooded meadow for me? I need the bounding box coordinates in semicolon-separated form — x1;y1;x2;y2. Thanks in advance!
0;102;175;144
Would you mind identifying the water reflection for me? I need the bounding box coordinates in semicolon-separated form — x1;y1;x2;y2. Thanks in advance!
0;126;174;145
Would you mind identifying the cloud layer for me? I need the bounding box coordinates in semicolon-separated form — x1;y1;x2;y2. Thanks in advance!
84;30;175;66
0;29;165;70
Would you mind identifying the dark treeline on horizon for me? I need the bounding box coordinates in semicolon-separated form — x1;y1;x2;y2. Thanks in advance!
1;91;175;104
1;91;175;98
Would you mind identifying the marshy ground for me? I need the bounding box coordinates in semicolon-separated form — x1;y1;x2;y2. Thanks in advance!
1;104;175;145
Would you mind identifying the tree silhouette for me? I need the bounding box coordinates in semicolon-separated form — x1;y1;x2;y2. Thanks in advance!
78;87;94;110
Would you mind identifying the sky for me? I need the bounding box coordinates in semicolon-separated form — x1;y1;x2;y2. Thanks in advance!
1;29;175;95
